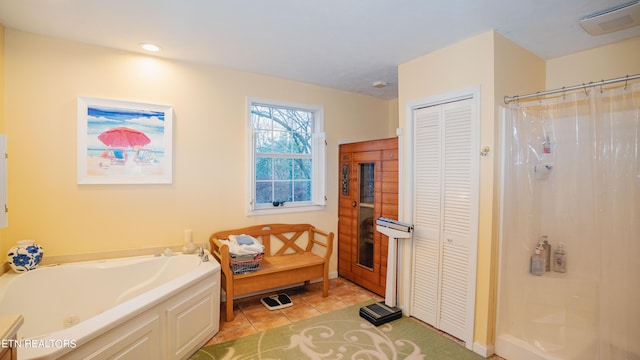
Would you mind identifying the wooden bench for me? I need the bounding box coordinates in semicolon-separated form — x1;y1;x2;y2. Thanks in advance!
209;223;334;321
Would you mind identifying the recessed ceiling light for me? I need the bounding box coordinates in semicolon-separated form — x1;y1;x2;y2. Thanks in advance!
372;81;387;88
140;43;161;52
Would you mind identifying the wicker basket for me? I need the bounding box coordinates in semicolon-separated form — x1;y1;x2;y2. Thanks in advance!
229;252;264;274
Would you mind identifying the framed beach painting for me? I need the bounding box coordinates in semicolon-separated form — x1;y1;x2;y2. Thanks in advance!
77;97;173;184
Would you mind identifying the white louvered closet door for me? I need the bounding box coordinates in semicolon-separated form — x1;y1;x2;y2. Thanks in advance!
411;97;479;349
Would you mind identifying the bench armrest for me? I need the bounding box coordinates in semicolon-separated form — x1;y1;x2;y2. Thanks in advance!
209;236;231;276
308;226;334;262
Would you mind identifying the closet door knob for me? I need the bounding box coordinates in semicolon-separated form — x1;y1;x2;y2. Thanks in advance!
352;201;357;208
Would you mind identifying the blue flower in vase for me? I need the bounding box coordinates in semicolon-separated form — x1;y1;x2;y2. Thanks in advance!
11;253;31;267
7;240;44;272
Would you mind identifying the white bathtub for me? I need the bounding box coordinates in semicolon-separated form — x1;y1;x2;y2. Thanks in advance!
0;252;220;360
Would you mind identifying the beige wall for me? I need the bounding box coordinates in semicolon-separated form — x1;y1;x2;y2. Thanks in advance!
398;30;545;351
547;37;640;88
2;29;395;273
0;24;6;260
387;98;399;136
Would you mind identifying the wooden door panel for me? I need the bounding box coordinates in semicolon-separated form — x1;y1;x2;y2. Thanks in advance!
383;158;398;171
381;203;398;218
381;181;398;194
353;150;382;162
382;149;397;160
381;192;398;205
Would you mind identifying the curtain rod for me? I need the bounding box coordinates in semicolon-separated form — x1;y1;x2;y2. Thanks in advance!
504;73;640;104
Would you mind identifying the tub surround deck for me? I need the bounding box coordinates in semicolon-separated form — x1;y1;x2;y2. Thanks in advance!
0;315;23;340
40;245;197;266
0;244;201;277
0;314;22;359
0;263;9;276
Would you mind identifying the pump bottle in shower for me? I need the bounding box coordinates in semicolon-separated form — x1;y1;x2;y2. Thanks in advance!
553;243;567;273
530;246;545;276
540;236;551;272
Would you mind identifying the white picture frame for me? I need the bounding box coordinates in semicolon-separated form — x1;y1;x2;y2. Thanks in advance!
77;97;173;184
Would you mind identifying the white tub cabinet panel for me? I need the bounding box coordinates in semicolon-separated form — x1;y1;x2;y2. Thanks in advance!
167;274;220;359
68;313;161;360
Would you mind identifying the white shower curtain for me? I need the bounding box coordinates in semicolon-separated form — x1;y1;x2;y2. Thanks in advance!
590;84;640;359
499;82;640;360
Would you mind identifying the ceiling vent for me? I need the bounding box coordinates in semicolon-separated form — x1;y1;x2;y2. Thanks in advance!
580;0;640;35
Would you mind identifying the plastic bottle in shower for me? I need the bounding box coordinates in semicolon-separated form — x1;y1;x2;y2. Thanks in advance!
537;241;547;272
530;246;545;276
553;243;567;273
540;236;551;272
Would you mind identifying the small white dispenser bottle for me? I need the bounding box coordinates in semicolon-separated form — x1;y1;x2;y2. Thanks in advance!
530;246;545;276
553;242;567;273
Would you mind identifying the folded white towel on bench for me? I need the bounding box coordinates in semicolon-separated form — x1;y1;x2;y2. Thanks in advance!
220;234;264;255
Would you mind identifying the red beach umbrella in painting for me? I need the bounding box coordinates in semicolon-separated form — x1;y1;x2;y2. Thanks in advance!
98;127;151;148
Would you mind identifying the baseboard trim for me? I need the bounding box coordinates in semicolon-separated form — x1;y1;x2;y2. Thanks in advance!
473;341;495;357
0;262;9;275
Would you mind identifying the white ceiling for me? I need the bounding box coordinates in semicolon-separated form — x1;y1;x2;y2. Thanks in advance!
0;0;638;99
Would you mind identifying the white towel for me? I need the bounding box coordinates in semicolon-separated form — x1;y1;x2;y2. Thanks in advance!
220;234;264;255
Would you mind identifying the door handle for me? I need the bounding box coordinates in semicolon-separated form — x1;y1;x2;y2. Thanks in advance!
352;201;357;208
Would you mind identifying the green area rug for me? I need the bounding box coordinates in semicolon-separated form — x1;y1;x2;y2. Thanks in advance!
191;302;484;360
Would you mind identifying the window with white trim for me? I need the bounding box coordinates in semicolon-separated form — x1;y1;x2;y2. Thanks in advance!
247;98;325;215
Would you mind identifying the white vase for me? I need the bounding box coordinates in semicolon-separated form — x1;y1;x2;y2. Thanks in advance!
7;240;44;272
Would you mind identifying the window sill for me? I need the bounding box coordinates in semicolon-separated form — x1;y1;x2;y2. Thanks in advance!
247;204;325;216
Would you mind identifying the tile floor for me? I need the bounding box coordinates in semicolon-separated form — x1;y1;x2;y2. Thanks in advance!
203;277;505;360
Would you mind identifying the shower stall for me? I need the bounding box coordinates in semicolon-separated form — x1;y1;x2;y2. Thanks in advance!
496;81;640;360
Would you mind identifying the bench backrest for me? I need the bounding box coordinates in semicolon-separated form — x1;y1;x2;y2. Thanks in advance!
211;223;317;258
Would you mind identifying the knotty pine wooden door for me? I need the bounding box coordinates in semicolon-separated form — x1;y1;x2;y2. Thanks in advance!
338;137;398;296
